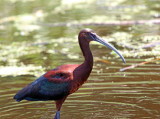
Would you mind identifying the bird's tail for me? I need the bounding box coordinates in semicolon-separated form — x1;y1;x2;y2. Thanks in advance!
13;85;30;102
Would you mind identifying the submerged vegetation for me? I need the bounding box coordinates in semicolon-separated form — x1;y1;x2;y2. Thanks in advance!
0;1;160;119
0;0;160;76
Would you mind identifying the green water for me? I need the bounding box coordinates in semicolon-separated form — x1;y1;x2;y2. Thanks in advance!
0;0;160;119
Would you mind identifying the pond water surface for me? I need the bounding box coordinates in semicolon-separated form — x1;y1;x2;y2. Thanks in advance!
0;0;160;119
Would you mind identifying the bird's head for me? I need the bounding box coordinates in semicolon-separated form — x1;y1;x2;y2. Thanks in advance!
79;28;126;63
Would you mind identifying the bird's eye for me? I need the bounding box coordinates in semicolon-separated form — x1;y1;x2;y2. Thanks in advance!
89;33;96;40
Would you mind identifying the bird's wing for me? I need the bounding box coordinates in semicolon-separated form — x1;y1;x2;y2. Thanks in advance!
43;69;73;83
14;69;72;101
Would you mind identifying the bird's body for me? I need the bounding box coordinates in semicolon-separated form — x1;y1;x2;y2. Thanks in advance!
14;28;125;119
14;64;91;101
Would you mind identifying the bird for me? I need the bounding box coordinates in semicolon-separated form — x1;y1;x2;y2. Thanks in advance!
14;28;125;119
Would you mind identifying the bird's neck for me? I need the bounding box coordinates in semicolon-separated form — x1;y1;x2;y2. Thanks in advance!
79;37;93;68
69;37;93;94
76;36;93;85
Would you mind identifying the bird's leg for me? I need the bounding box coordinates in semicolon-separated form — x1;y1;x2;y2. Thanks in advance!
54;111;60;119
54;96;67;119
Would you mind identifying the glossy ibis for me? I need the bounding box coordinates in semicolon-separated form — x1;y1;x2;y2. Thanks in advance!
14;28;125;119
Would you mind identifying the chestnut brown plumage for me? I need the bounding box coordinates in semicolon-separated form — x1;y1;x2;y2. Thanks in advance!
14;28;125;119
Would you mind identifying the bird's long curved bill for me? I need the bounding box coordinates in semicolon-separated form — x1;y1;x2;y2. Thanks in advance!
94;35;126;63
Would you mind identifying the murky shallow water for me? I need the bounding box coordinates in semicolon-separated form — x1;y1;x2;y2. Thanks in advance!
0;53;160;119
0;0;160;119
